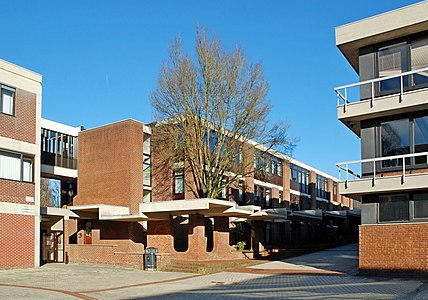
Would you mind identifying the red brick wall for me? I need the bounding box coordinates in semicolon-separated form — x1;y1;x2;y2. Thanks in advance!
0;88;37;144
75;120;145;213
360;223;428;274
0;180;35;204
0;214;34;268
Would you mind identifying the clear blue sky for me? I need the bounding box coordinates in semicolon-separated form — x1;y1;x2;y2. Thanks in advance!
1;0;420;177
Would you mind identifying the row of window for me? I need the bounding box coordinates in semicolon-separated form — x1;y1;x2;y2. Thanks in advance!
316;175;328;199
290;164;309;194
0;150;33;182
254;152;283;177
254;184;271;207
0;84;15;116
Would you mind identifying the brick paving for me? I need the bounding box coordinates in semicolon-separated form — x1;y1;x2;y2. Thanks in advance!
0;244;427;299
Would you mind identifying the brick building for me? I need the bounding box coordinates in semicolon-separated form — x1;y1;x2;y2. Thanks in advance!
335;2;428;275
0;59;42;268
65;119;359;267
0;60;359;269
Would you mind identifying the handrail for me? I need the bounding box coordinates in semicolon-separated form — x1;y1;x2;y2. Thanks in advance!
334;66;428;108
336;151;428;183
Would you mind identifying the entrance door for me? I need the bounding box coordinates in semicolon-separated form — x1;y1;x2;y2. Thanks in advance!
42;231;64;263
84;221;92;244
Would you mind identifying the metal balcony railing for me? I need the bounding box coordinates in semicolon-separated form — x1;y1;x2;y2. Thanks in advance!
336;152;428;185
335;67;428;112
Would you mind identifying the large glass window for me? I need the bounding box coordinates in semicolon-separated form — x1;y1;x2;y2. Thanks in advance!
381;119;410;167
0;150;33;182
411;39;428;86
414;116;428;164
379;194;409;222
378;43;408;92
414;192;428;219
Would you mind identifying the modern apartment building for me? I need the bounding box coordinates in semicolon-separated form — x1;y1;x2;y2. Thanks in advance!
335;1;428;275
0;58;359;269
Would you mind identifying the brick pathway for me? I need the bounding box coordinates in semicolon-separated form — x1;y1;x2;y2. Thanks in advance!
1;244;427;299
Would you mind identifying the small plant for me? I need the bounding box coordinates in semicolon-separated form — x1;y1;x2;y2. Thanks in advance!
236;241;246;251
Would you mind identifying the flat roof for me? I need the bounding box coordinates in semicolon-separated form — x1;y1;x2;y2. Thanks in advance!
336;1;428;72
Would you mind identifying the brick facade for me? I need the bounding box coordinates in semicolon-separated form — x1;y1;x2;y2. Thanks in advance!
0;213;35;268
75;120;145;214
0;180;35;204
359;223;428;275
0;88;37;144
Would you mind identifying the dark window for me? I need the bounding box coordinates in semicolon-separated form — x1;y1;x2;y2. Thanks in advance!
414;116;428;164
264;222;271;244
381;119;410;167
414;193;428;219
316;175;328;199
253;185;259;205
379;194;409;222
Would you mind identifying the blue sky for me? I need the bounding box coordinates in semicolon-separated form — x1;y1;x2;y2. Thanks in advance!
1;0;420;176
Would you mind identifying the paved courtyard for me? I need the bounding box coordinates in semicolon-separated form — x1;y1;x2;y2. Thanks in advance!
0;244;427;299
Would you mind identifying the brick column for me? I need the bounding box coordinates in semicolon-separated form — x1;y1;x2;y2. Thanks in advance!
147;219;174;254
282;161;291;207
309;170;317;209
251;221;264;258
327;178;334;211
213;216;231;258
188;213;206;260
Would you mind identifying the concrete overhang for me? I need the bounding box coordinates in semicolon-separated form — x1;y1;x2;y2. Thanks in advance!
41;164;78;179
336;1;428;73
248;208;288;220
288;210;323;220
338;88;428;137
139;198;258;219
324;210;348;219
338;172;428;200
40;206;79;219
68;204;139;221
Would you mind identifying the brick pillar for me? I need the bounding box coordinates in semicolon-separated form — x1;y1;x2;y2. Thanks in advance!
188;213;206;260
213;216;231;258
309;170;317;209
146;219;174;254
327;178;334;211
282;161;291;207
251;221;264;258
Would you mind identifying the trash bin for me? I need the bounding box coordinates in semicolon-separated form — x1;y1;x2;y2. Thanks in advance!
144;247;158;270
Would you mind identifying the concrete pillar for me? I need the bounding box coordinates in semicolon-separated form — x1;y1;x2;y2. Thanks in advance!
309;170;317;210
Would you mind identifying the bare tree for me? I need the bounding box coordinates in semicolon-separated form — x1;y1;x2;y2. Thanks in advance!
151;27;296;199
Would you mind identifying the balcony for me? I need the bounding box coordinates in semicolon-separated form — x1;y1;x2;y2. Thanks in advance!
336;152;428;199
335;67;428;136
